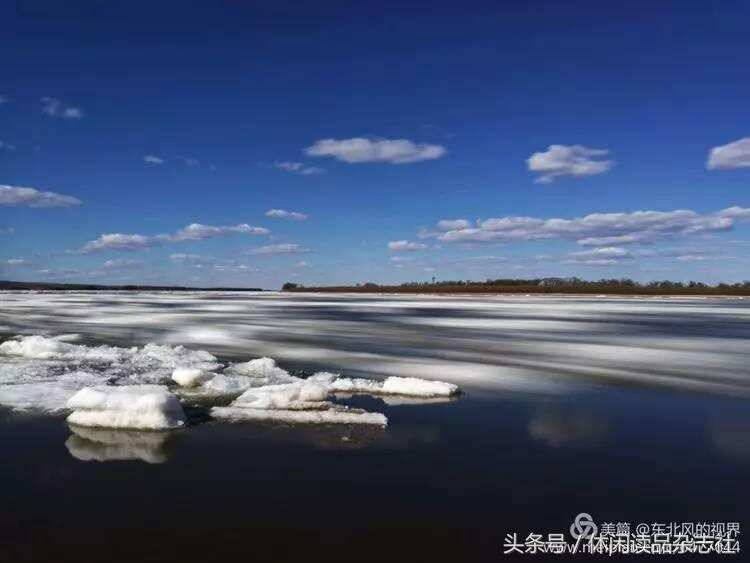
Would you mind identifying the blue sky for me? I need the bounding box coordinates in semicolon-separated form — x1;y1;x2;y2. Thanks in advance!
1;1;749;288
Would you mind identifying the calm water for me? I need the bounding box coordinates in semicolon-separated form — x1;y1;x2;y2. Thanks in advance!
1;292;749;561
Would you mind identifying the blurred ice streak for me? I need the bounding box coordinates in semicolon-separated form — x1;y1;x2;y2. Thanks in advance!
1;291;749;397
65;425;169;463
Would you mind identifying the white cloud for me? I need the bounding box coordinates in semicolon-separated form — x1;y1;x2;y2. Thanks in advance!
101;259;140;269
426;206;748;247
274;161;325;175
172;223;269;240
169;253;212;264
179;157;200;167
3;258;28;266
248;243;312;255
41;97;83;119
389;256;415;263
79;234;153;253
0;185;81;208
0;141;16;151
212;263;258;273
388;240;428;252
707;138;750;170
305;137;446;164
437;219;470;230
265;209;308;221
564;258;619;267
76;222;269;253
144;155;164;165
564;247;633;266
527;144;613;183
295;260;311;268
570;247;633;259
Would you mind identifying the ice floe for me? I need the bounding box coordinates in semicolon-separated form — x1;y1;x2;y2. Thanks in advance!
211;405;388;426
328;376;459;397
171;367;212;388
67;385;187;430
0;333;461;431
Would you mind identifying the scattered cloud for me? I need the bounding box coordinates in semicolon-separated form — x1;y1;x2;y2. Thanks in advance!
101;259;141;269
527;144;613;183
707;137;750;170
0;95;7;105
78;234;153;253
274;161;325;175
565;246;633;266
41;97;83;119
0;227;15;235
212;263;258;273
0;141;16;151
169;253;213;264
420;206;748;247
265;208;308;221
437;219;470;230
388;240;429;252
172;223;269;240
144;155;164;165
3;258;28;266
248;243;312;255
570;247;633;259
0;185;81;208
179;157;200;167
305;137;446;164
75;222;269;253
295;260;311;268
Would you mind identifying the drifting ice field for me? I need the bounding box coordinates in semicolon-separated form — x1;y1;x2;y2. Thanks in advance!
2;291;750;562
1;290;749;402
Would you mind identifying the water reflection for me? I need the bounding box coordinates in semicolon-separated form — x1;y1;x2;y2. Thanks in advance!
528;407;608;448
710;418;750;461
65;425;170;464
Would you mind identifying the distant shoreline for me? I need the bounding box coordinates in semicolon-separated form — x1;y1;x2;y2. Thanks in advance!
0;281;264;292
282;285;750;297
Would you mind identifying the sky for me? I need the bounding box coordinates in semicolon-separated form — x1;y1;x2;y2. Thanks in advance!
1;0;749;288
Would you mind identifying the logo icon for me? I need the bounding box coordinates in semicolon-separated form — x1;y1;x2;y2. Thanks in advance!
570;512;598;541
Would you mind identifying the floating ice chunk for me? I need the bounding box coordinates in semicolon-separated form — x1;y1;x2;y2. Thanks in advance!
66;385;186;430
215;378;388;425
381;376;459;397
211;405;388;426
226;357;292;382
171;367;211;387
140;343;220;371
327;375;459;397
0;335;112;360
328;377;383;394
0;335;220;371
201;373;260;395
233;381;329;410
307;371;341;385
0;370;102;412
65;426;169;463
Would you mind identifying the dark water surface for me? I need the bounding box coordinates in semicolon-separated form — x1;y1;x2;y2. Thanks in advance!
1;292;749;561
3;389;748;561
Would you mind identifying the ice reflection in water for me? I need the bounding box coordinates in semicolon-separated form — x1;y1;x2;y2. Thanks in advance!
528;408;608;448
1;291;749;396
65;426;170;464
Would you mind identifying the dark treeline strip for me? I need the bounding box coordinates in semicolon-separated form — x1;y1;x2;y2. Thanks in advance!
282;278;750;296
0;280;263;291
